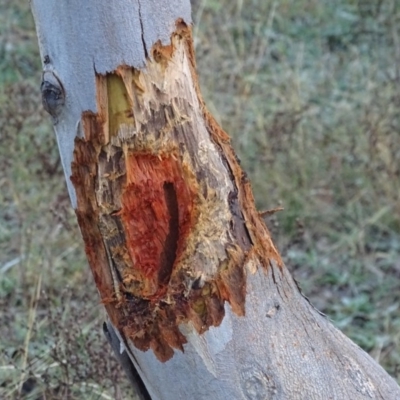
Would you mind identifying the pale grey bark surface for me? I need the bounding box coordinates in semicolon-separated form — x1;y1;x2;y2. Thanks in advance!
111;261;400;399
31;1;400;399
103;321;151;400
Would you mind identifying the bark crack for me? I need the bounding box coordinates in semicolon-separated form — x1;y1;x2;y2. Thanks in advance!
158;182;179;285
137;0;148;58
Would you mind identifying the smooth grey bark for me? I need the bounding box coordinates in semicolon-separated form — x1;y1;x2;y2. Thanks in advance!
105;262;400;399
31;1;400;399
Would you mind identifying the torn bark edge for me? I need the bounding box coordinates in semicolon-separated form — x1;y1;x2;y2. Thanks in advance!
173;20;283;269
71;21;282;362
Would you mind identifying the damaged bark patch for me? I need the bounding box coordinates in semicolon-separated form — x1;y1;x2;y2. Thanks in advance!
121;153;194;298
70;30;257;361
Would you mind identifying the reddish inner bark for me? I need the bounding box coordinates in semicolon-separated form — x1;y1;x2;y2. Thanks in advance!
121;153;194;293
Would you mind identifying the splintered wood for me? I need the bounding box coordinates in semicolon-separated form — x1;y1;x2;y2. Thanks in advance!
71;23;280;361
121;153;195;297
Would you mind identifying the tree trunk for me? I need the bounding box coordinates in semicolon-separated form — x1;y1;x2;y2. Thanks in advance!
31;1;400;399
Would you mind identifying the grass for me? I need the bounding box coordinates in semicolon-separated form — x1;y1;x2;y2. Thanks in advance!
0;0;399;398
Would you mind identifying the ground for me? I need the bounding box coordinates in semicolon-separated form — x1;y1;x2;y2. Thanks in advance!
0;0;399;398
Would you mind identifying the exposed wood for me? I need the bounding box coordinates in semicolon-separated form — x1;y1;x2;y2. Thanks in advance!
31;1;400;399
70;28;263;361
